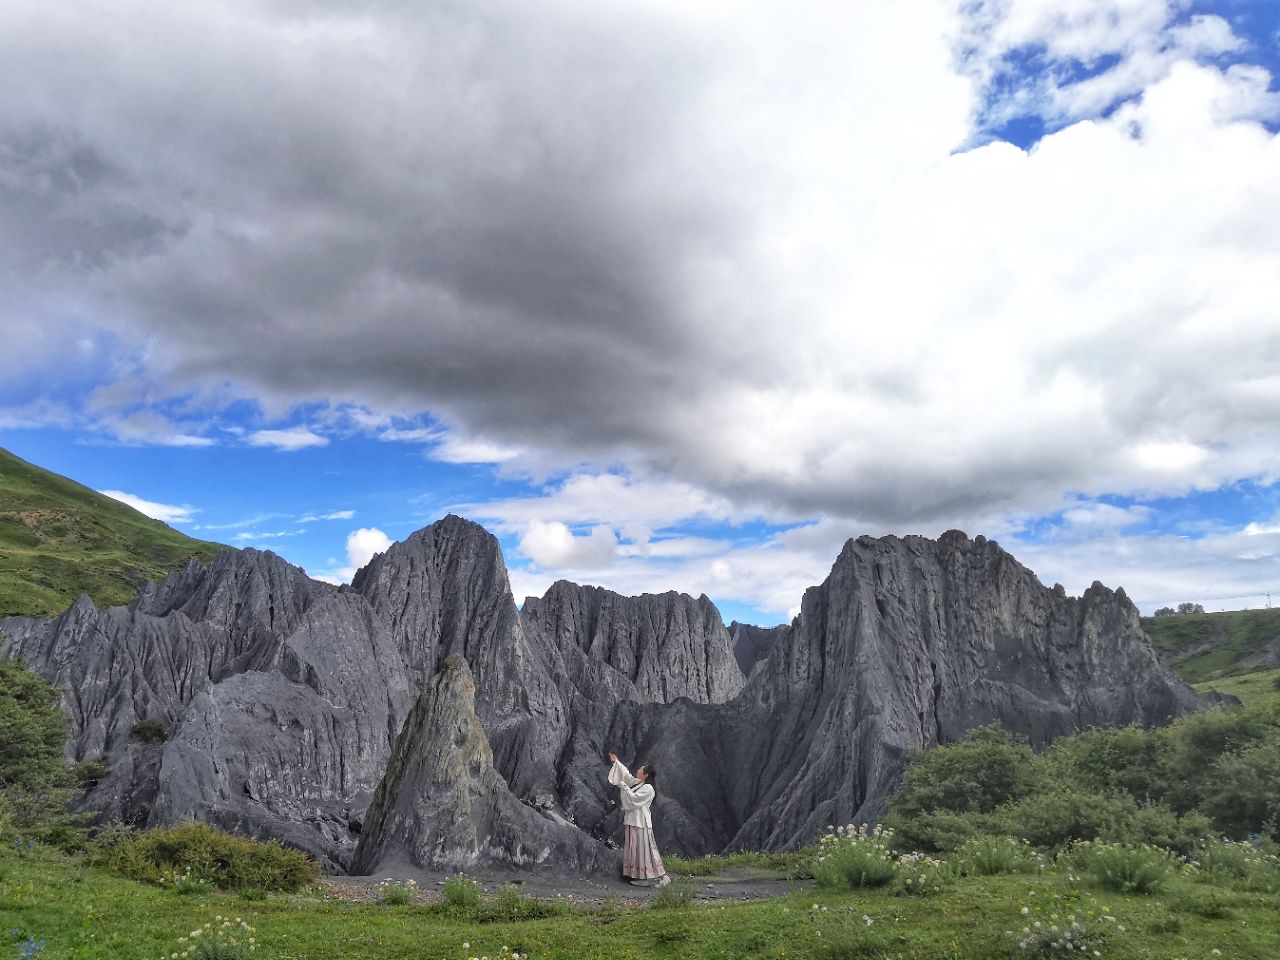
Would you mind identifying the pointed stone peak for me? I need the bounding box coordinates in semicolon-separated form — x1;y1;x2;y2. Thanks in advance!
352;655;615;875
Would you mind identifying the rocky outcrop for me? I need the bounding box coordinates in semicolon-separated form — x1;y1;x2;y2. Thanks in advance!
353;656;616;874
1;519;1214;874
593;532;1207;854
728;620;788;676
0;550;411;867
523;583;744;704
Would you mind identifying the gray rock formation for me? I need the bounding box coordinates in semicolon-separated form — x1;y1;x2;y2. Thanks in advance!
353;656;617;875
1;519;1214;874
728;620;788;676
0;550;412;867
593;531;1207;855
523;582;744;704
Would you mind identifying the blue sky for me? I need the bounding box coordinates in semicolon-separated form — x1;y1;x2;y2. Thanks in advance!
4;0;1280;623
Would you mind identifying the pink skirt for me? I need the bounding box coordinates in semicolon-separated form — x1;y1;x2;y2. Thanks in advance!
622;825;666;879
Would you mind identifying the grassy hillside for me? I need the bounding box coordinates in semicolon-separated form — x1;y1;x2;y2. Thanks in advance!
1193;666;1280;711
0;446;229;618
1141;608;1280;682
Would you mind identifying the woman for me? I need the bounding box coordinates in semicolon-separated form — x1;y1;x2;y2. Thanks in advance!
607;752;670;887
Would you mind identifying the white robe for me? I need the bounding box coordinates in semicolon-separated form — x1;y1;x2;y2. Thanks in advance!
608;760;655;830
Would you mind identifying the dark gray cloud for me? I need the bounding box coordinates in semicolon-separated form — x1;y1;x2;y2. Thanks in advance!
4;0;1280;529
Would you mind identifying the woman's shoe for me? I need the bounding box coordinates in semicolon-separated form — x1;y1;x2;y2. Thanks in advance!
655;875;671;888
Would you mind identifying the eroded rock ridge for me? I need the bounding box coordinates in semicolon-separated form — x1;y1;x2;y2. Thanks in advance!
2;519;1208;872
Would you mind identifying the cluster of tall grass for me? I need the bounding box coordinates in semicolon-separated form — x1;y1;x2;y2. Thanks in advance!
886;706;1280;855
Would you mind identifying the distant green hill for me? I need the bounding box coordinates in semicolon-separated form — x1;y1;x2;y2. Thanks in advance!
1142;607;1280;683
0;446;230;618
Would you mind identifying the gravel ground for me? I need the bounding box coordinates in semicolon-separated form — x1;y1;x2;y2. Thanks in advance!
318;866;813;909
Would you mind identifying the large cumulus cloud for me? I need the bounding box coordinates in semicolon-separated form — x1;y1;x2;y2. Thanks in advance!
3;0;1280;534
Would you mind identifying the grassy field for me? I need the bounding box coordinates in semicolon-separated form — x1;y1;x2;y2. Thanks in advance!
2;843;1278;960
0;447;229;618
1143;609;1280;682
1193;666;1280;711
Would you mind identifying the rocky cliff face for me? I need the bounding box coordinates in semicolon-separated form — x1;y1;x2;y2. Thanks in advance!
1;520;1211;874
728;620;788;676
595;532;1205;854
353;656;617;875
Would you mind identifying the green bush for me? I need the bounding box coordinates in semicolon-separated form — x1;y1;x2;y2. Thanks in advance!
129;718;168;743
996;788;1130;849
376;877;418;905
238;885;267;901
1068;840;1173;894
163;918;258;960
476;883;567;921
107;821;318;892
1200;736;1280;841
893;851;949;896
813;824;897;890
72;759;106;787
1194;838;1280;894
650;878;696;910
442;873;483;909
886;725;1041;852
952;835;1041;876
0;659;81;838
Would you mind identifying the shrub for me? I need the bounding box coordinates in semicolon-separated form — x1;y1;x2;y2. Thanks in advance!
1107;802;1211;855
1200;735;1280;841
376;877;418;905
106;822;318;892
72;759;106;787
130;719;168;743
1194;838;1280;894
478;883;567;922
163;865;212;895
953;835;1040;876
238;886;266;901
997;789;1129;850
650;878;696;909
813;824;897;890
894;851;949;896
442;873;483;909
887;725;1041;852
165;916;258;959
0;659;80;837
1004;890;1120;957
1069;840;1173;894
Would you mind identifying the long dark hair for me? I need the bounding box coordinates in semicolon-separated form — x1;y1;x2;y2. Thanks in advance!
640;764;657;789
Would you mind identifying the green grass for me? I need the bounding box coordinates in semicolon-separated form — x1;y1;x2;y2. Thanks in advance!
1193;667;1280;710
665;849;814;877
1143;609;1280;682
2;844;1279;959
0;446;230;618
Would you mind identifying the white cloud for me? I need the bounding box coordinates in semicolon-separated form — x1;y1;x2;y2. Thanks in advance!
346;527;394;570
518;521;619;570
298;509;356;522
247;428;328;452
230;529;304;542
99;490;197;524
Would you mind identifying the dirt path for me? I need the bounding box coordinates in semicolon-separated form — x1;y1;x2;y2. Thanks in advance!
320;866;813;909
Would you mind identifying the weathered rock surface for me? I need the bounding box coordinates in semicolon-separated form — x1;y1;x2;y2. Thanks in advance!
353;656;616;874
728;620;788;676
0;550;411;867
594;532;1208;854
523;583;744;704
1;519;1214;873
